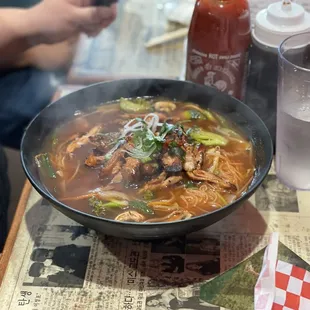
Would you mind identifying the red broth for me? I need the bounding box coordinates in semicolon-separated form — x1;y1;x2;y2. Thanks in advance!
35;98;255;223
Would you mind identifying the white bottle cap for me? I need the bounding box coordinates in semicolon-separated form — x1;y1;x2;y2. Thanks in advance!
252;0;310;48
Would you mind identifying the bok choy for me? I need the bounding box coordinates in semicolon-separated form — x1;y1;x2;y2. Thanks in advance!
190;128;228;146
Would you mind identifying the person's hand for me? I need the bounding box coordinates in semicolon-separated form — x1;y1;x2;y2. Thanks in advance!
27;0;117;45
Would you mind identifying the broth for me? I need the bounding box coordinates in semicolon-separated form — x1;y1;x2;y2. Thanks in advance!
35;98;255;223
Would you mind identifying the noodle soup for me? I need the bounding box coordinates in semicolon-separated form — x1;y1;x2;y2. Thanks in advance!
35;98;255;223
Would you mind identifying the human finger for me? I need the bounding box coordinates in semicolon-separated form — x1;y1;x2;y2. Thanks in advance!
74;5;116;26
82;16;115;37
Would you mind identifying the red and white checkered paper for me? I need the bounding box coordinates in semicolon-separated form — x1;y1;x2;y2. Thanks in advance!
255;233;310;310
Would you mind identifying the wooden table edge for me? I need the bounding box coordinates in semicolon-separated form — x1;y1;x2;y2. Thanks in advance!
0;181;32;285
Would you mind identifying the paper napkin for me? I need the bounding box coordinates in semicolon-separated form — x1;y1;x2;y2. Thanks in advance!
255;233;310;310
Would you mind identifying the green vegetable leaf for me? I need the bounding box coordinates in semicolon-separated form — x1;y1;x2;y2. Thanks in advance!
159;122;175;137
201;109;217;122
127;120;184;160
143;190;155;200
129;200;155;215
120;98;152;113
126;142;158;159
89;197;106;216
169;141;179;147
103;201;128;208
186;128;193;136
182;110;206;120
89;197;128;216
140;157;153;163
190;128;228;146
183;104;217;122
128;124;164;159
190;110;205;119
35;153;57;179
184;180;198;189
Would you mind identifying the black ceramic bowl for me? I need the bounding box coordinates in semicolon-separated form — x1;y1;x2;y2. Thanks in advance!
21;79;273;240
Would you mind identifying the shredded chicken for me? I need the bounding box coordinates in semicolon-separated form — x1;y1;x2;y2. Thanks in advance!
206;148;220;173
111;172;123;184
183;146;203;172
85;154;105;167
183;146;196;172
88;132;120;151
154;101;176;113
187;170;233;189
66;125;101;153
115;211;145;222
121;157;141;182
138;172;166;193
195;148;203;170
162;153;182;172
139;172;182;192
61;189;130;202
112;160;123;175
141;163;158;176
99;151;124;178
162;176;183;187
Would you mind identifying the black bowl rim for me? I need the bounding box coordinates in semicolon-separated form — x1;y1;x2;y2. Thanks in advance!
21;78;273;227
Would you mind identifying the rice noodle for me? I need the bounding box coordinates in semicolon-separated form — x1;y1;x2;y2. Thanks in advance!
61;189;130;202
151;203;180;212
179;183;225;214
121;113;163;138
148;192;176;207
144;113;159;132
206;149;251;192
235;174;254;197
67;160;81;184
56;170;64;177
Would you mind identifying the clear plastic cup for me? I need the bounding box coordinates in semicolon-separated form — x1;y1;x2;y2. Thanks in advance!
276;32;310;190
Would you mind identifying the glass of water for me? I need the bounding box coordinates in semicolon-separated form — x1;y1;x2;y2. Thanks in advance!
276;32;310;190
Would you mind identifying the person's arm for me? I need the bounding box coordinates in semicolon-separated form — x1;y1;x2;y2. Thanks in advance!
0;9;38;69
0;0;117;70
15;37;79;70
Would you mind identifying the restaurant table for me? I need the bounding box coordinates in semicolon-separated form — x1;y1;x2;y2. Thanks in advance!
1;1;310;309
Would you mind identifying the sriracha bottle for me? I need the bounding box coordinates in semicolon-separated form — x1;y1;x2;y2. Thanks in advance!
185;0;251;100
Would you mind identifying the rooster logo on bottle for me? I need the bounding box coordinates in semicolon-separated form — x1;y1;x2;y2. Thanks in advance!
204;72;228;93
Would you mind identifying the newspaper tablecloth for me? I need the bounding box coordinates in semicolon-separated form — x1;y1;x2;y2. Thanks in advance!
0;85;310;310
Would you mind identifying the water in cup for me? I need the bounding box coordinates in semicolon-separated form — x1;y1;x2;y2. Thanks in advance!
276;100;310;190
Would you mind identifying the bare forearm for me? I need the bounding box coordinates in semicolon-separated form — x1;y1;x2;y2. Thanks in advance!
0;8;38;69
15;38;79;71
0;1;117;70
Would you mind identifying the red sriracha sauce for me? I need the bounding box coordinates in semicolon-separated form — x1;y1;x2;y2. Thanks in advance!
185;0;251;101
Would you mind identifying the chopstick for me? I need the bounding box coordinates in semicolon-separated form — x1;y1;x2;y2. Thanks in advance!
145;27;188;49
